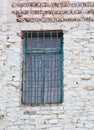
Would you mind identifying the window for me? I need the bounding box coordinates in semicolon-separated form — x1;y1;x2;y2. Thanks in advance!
22;31;63;105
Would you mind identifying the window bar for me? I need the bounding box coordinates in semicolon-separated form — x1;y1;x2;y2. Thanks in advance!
50;31;52;41
45;31;47;103
42;54;45;104
27;33;30;104
53;55;55;103
30;32;32;49
24;33;27;103
54;55;58;102
37;32;41;105
37;31;38;41
37;55;41;104
56;31;58;47
25;32;28;104
60;36;63;103
32;56;34;104
27;32;30;104
56;31;60;103
37;32;39;105
43;31;45;104
30;32;32;104
56;55;59;103
36;56;38;105
37;54;39;105
47;56;49;103
50;31;52;104
33;55;36;104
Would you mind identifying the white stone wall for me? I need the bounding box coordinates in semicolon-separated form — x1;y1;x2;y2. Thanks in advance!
0;0;94;130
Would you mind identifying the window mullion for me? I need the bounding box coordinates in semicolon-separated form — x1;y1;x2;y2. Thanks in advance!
42;54;45;104
60;38;63;103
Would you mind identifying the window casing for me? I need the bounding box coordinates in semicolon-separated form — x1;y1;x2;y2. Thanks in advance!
22;31;63;105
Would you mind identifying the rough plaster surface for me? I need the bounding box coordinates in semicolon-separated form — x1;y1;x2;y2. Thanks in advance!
0;0;94;130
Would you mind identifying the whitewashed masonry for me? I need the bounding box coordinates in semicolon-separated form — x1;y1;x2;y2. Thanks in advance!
0;0;94;130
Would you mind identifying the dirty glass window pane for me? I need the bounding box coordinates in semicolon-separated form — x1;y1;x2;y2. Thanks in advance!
22;31;63;105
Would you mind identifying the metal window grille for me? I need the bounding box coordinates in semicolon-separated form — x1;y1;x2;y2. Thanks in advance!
22;31;63;105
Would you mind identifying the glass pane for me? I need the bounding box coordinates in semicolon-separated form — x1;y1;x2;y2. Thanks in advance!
44;54;61;103
25;54;44;104
24;32;62;50
31;37;60;49
22;31;63;105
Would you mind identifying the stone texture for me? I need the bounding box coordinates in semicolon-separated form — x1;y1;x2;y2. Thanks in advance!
0;0;94;130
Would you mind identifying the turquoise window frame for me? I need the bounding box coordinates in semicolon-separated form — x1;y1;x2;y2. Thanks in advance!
22;31;64;105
